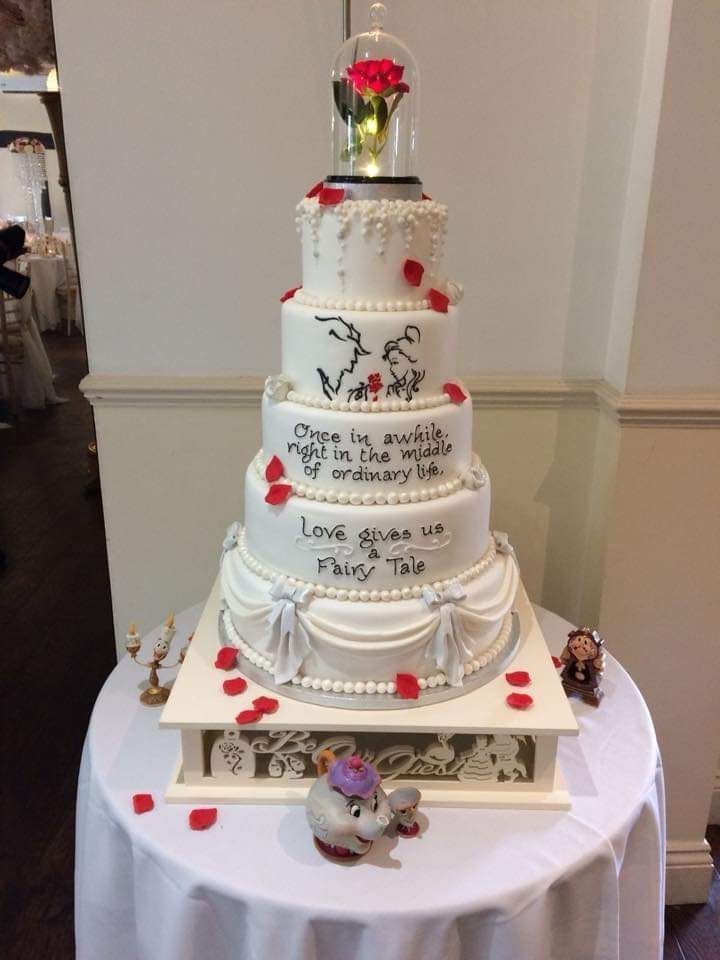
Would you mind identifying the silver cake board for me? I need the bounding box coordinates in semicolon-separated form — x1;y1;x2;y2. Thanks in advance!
160;579;578;809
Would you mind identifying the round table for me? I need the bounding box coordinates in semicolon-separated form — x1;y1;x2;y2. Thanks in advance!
75;604;664;960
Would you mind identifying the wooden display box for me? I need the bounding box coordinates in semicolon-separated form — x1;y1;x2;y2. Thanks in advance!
160;581;578;809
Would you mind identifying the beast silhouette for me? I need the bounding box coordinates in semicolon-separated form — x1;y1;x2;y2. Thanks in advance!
315;315;370;400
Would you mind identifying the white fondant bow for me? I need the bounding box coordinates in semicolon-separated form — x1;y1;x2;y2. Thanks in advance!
422;579;473;687
221;521;241;562
264;577;314;684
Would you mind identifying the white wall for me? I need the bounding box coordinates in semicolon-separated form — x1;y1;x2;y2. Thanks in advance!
0;91;70;229
55;0;660;382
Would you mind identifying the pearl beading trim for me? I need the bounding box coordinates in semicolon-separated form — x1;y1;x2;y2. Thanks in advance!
234;527;497;602
221;605;514;696
295;196;448;260
293;290;432;312
254;451;463;505
283;389;451;413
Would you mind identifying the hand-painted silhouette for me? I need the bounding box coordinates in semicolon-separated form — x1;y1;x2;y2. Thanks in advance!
315;315;371;400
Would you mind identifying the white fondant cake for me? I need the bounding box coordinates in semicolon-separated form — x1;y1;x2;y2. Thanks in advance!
216;14;520;703
219;182;520;698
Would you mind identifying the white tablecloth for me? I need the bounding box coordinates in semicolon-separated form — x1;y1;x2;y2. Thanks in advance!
17;254;66;331
76;605;664;960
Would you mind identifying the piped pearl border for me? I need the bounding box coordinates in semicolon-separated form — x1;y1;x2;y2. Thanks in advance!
293;290;431;312
254;451;463;505
221;605;514;696
235;527;497;602
284;389;451;413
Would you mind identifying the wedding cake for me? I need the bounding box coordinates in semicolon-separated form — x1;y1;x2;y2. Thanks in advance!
219;9;518;703
161;7;578;810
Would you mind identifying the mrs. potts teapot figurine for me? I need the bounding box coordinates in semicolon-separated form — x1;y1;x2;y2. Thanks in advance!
305;750;422;860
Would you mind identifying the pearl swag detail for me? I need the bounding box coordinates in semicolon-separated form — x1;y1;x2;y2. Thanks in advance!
221;606;515;697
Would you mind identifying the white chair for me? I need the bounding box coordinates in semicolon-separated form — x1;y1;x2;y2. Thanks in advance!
0;292;26;417
57;240;80;335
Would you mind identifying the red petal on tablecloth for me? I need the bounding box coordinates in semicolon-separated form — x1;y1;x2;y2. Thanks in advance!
132;793;154;815
265;483;293;505
318;187;345;206
280;286;301;303
236;709;263;725
253;696;279;715
428;288;450;313
305;181;323;198
403;258;424;287
506;692;534;710
214;646;238;670
552;656;562;668
189;808;217;831
222;676;248;696
265;455;284;482
443;382;467;404
506;671;531;687
395;673;420;700
421;193;432;200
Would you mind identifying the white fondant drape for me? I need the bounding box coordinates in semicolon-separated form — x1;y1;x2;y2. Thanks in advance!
422;580;474;685
75;603;665;960
262;578;314;683
220;544;519;681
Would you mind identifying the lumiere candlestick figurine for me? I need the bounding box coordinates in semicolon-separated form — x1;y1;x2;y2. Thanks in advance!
125;614;189;706
559;627;606;707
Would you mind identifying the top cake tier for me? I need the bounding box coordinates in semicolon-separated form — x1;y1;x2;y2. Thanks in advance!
295;196;451;310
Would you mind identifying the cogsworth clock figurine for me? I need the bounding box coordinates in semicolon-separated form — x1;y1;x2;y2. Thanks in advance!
559;627;605;707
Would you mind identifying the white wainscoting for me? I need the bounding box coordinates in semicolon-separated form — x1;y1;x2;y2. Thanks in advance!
81;372;719;658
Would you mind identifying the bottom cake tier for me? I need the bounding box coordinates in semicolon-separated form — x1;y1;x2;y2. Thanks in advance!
220;525;519;701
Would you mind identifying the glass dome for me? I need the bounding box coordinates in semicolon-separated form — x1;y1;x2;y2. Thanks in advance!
330;2;419;181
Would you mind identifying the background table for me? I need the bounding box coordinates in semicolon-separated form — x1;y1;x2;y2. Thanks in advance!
76;605;664;960
17;254;66;331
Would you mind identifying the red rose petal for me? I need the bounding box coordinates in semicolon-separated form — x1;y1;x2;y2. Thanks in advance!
305;181;323;198
443;382;467;404
395;673;420;700
236;709;263;725
318;187;345;206
552;656;562;668
132;793;154;815
396;82;410;93
422;193;432;200
403;258;424;287
189;808;217;831
253;696;279;715
428;288;450;313
214;646;238;671
222;676;248;696
265;455;284;483
506;671;531;687
265;483;293;505
506;692;534;710
280;285;301;303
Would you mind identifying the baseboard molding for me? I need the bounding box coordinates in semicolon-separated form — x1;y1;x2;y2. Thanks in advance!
666;839;715;904
708;773;720;826
80;373;720;427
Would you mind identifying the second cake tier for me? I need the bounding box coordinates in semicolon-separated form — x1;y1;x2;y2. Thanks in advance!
244;463;491;591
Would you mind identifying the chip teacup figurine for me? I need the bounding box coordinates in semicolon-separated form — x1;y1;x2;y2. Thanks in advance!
560;627;605;707
389;787;421;837
125;614;189;706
